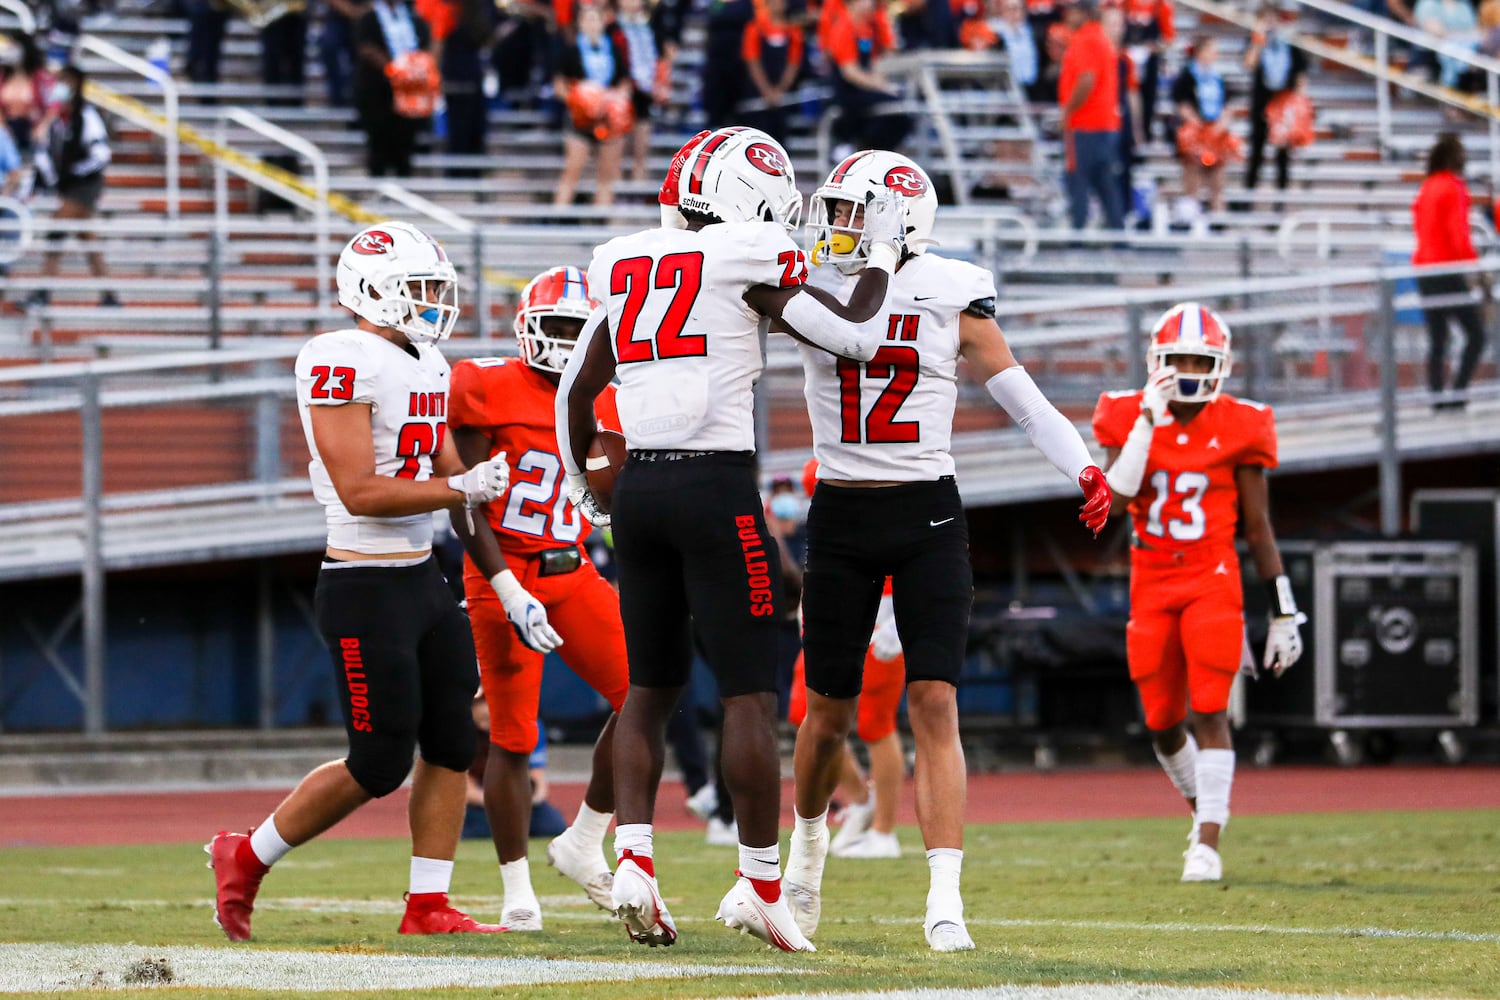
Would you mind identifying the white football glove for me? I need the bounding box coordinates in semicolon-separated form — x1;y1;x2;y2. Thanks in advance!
449;452;510;506
861;188;908;261
1261;612;1308;678
490;571;564;653
1142;366;1177;425
565;472;612;529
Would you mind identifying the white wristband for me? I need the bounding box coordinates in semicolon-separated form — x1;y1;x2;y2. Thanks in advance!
1104;414;1155;498
865;242;899;274
489;569;525;604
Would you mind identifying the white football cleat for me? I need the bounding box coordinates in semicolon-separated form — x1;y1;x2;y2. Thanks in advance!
501;901;542;932
1181;842;1222;882
784;820;829;937
925;917;976;952
547;829;614;911
832;829;901;859
611;856;677;947
705;816;739;846
685;784;719;822
716;875;816;952
830;790;874;854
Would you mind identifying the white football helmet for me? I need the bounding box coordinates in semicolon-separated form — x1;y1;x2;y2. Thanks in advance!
1148;302;1233;403
514;265;596;373
808;150;938;274
336;221;459;343
675;126;802;232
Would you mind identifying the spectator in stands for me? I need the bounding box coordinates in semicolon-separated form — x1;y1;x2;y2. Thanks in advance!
702;0;756;129
1026;0;1063;85
1103;4;1141;224
1244;3;1307;194
490;0;550;104
826;0;911;157
185;0;230;91
32;66;114;308
260;4;309;106
1414;0;1479;95
553;2;631;207
896;0;958;49
1171;34;1237;219
421;0;497;174
1412;132;1489;409
742;0;804;143
1119;0;1173;143
615;0;671;184
1;34;49;157
957;0;1041;101
1480;0;1500;58
354;0;434;177
1059;0;1124;230
319;0;369;107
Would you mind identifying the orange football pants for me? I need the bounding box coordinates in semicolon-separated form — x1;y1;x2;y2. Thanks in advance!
464;556;629;755
1125;548;1245;732
788;646;905;743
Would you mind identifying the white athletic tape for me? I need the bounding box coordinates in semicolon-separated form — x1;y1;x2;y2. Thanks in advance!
585;454;613;471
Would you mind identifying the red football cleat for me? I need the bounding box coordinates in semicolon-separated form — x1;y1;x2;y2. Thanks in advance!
204;830;268;942
399;893;507;934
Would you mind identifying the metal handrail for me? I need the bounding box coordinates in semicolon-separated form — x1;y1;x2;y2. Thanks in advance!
222;107;331;313
0;0;35;33
79;35;179;220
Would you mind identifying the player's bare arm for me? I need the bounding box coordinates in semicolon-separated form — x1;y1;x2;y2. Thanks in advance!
312;403;470;517
1236;464;1285;580
448;425;513;580
559;309;618;478
960;311;1109;534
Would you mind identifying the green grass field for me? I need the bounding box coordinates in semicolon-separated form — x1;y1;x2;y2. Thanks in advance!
1;810;1497;998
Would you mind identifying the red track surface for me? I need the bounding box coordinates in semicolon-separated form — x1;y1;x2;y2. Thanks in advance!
5;766;1499;848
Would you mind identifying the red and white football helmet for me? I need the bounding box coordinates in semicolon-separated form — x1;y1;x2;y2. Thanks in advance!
514;265;596;373
336;221;459;343
808;150;938;273
659;128;713;229
1148;302;1233;403
674;126;802;232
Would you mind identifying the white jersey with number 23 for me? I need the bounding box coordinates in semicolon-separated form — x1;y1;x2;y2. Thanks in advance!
801;252;997;483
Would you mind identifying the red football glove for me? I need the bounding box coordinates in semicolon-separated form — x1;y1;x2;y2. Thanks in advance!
1077;465;1111;537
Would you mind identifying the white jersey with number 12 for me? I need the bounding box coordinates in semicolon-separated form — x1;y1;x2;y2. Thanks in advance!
801;252;996;483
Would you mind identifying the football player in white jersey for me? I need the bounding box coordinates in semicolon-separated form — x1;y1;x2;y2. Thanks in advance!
782;151;1114;952
206;222;511;941
555;126;910;953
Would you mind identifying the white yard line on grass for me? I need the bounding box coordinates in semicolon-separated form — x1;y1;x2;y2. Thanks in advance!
725;989;1465;1000
0;944;799;993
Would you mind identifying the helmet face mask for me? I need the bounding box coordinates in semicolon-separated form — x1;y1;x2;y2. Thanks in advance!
514;265;596;373
1147;302;1232;403
337;222;460;343
807;150;938;274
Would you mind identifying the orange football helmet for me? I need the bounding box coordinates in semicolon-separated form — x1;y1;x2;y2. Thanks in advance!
1148;302;1233;403
514;265;596;373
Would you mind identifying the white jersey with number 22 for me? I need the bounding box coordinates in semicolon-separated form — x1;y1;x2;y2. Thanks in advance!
588;220;810;453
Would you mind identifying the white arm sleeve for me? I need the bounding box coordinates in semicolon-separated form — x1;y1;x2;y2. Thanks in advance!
779;282;892;362
556;306;608;482
986;366;1095;485
1103;413;1155;498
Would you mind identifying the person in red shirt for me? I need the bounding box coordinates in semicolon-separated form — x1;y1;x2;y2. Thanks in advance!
1412;132;1489;409
1058;0;1124;229
447;265;631;931
824;0;910;153
742;0;805;142
1093;302;1305;884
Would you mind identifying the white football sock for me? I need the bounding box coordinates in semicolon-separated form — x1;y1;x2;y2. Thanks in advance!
1195;748;1235;828
409;856;453;896
568;801;613;848
738;842;781;882
500;857;535;907
614;823;653;860
249;814;292;867
1154;731;1199;801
